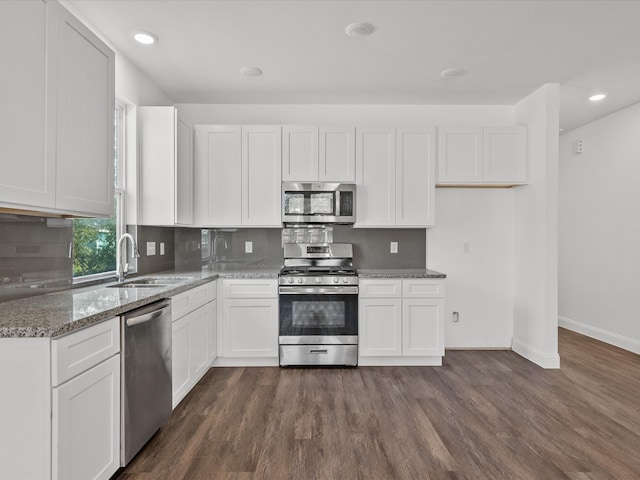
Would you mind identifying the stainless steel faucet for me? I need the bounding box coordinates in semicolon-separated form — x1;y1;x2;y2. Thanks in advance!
116;233;140;283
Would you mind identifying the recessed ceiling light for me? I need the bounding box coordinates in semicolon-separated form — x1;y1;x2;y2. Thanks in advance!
345;22;375;37
132;31;158;45
589;93;607;102
240;66;263;77
440;67;466;79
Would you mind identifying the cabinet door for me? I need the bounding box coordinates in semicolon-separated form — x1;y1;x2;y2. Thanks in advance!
242;126;282;226
0;1;55;210
52;354;120;480
222;299;278;357
359;299;402;356
194;125;242;226
176;117;194;225
54;3;115;216
356;127;396;226
139;106;176;225
319;126;356;182
437;128;482;184
396;127;435;226
172;314;191;408
482;126;527;183
189;305;210;383
282;126;318;181
402;298;444;356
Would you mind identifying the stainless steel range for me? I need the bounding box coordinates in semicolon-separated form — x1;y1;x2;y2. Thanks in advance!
279;243;358;366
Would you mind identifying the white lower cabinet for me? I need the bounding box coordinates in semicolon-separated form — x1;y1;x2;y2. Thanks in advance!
171;281;216;408
0;318;122;480
359;298;402;356
215;279;279;366
359;279;445;365
52;355;120;480
51;317;121;480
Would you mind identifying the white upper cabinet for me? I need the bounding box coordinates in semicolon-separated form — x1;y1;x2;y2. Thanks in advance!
194;125;281;227
282;126;318;181
395;128;436;226
242;126;282;226
437;126;527;185
194;125;242;226
0;1;54;210
0;1;115;216
356;126;435;227
482;127;528;183
356;126;396;227
437;128;482;184
319;126;356;181
139;106;193;226
283;126;355;182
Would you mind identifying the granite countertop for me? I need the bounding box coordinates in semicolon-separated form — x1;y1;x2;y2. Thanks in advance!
0;267;280;339
358;269;446;279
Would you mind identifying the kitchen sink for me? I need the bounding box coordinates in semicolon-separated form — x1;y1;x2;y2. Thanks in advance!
108;277;190;288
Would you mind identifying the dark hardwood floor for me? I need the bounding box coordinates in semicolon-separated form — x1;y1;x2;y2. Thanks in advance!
117;328;640;479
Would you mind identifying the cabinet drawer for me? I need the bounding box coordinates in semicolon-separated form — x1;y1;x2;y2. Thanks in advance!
359;279;402;298
402;279;445;298
51;317;120;387
222;279;277;298
172;283;210;319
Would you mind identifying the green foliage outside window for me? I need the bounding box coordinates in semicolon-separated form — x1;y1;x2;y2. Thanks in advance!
73;217;117;277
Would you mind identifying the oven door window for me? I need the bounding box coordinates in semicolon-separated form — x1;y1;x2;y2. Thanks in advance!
279;293;358;336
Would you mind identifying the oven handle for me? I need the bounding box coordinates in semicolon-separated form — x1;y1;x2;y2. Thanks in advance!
278;286;359;295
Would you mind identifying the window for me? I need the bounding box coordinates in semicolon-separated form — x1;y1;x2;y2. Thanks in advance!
73;104;126;279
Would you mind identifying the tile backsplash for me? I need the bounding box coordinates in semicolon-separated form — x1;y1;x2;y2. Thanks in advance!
202;226;426;270
0;214;73;302
0;211;426;303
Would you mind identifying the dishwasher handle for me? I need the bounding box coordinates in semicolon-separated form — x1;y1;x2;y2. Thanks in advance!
126;305;171;327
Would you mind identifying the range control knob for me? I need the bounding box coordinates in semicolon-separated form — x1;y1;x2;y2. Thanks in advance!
315;277;322;284
297;278;304;284
287;277;294;284
342;278;349;283
333;277;340;284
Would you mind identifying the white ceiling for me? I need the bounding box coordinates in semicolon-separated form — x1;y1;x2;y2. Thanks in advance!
66;0;640;133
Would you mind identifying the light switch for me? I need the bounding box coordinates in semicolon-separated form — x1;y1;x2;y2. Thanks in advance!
463;242;471;254
146;242;156;256
160;242;165;256
390;242;398;254
245;241;253;253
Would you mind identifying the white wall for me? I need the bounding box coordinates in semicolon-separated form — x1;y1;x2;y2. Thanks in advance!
428;189;514;348
558;102;640;354
513;84;560;368
177;104;514;127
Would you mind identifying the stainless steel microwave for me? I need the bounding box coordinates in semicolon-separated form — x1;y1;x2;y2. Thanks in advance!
282;182;356;225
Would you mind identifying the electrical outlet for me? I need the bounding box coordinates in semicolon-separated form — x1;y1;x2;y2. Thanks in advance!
390;242;398;254
146;242;156;256
160;242;165;256
245;241;253;253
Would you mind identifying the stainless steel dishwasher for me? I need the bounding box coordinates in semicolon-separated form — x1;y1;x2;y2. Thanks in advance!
120;299;172;466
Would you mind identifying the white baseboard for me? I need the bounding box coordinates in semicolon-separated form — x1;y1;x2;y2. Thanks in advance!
558;316;640;355
512;338;560;369
212;357;279;367
358;356;443;367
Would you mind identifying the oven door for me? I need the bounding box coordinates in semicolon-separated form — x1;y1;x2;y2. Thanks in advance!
278;286;358;344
